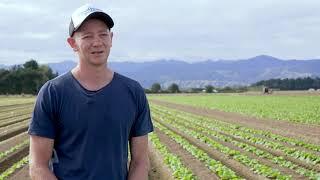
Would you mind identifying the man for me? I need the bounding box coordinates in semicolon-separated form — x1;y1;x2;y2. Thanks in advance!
28;4;153;180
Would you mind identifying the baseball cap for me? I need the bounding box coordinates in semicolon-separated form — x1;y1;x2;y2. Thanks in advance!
69;4;114;37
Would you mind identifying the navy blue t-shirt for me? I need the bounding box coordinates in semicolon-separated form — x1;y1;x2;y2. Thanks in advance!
28;71;154;180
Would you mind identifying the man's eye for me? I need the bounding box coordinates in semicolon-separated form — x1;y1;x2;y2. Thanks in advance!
83;36;92;39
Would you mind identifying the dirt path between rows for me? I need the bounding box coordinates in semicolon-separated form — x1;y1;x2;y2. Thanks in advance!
0;102;34;112
154;128;219;180
0;109;33;121
0;132;28;153
155;119;267;180
169;119;308;178
8;164;30;180
0;122;29;142
150;99;320;144
148;141;174;180
0;144;29;173
153;108;320;172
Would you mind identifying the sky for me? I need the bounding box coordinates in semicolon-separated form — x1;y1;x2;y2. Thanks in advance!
0;0;320;65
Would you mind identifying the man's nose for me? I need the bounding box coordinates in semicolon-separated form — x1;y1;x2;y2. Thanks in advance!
92;36;103;46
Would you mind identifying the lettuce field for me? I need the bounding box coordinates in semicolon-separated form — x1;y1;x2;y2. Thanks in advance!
0;93;320;179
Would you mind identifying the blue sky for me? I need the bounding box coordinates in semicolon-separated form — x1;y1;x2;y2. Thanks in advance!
0;0;320;65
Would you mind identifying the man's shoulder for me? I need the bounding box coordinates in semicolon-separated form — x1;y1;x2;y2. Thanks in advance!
47;71;72;87
115;72;142;90
40;71;72;93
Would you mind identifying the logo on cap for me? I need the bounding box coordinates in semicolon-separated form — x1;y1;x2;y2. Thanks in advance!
82;7;101;15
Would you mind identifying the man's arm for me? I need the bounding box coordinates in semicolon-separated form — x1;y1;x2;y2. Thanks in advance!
128;135;150;180
29;135;57;180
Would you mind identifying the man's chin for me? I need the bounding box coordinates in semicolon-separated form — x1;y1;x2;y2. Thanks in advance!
87;59;107;67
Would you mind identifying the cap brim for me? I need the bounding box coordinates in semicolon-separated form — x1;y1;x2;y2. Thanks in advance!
69;11;114;37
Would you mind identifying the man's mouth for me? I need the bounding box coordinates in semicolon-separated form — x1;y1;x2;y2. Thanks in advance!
91;51;104;54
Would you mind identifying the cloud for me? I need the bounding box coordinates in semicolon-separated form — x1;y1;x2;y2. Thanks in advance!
0;0;320;65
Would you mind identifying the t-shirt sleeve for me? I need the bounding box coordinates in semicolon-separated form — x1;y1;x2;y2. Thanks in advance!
130;85;154;137
28;81;57;139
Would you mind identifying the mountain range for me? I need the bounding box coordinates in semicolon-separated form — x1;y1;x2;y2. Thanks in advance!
1;55;320;88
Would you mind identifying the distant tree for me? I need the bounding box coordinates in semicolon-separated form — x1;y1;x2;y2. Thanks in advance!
23;59;39;69
0;59;57;95
144;88;152;94
189;88;203;93
252;77;320;90
21;69;41;94
0;69;10;93
151;83;161;93
39;65;58;81
205;85;214;93
167;83;180;93
219;86;233;93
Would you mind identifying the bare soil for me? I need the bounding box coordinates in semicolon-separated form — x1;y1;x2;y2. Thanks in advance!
8;164;30;180
0;144;29;173
155;128;219;180
154;107;320;172
0;132;28;153
0;103;34;113
150;99;320;144
172;120;306;179
244;129;320;157
148;141;174;180
0;121;29;141
0;116;31;128
155;118;267;180
0;109;33;121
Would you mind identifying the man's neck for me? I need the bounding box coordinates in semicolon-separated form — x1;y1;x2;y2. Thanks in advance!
71;62;114;91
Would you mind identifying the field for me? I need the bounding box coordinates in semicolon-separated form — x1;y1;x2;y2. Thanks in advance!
1;93;320;179
149;94;320;124
0;96;33;180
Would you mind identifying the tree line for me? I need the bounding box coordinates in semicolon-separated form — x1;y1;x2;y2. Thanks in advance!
0;60;58;95
146;77;320;94
252;77;320;90
144;83;244;94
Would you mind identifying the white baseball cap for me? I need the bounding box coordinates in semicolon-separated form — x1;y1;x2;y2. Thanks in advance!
69;4;114;37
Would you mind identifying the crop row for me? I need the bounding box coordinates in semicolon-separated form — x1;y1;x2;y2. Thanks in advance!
0;108;33;121
152;113;292;179
0;140;29;160
153;121;240;180
151;104;320;164
0;156;28;180
151;106;319;179
0;116;31;129
0;103;34;114
149;132;196;179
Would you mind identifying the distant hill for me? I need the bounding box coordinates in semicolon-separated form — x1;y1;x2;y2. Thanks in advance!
47;61;76;75
0;64;8;69
2;55;320;88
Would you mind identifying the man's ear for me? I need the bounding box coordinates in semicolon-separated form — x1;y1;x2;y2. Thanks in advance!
110;32;113;47
67;37;78;52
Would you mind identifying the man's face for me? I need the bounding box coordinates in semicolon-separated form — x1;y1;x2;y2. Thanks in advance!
68;18;113;67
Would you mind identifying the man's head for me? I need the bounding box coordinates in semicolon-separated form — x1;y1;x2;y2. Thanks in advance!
69;4;114;37
67;4;114;66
